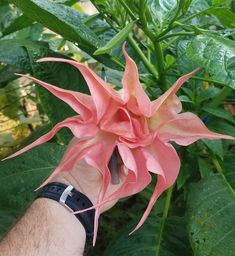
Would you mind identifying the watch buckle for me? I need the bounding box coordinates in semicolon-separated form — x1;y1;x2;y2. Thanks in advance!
59;185;74;212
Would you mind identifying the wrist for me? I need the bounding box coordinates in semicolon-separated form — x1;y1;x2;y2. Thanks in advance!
36;198;86;254
38;180;95;239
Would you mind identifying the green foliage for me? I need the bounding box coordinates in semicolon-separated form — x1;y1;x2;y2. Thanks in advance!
104;216;192;256
185;34;235;88
0;0;235;255
187;174;235;256
0;143;66;238
10;0;123;69
0;39;89;143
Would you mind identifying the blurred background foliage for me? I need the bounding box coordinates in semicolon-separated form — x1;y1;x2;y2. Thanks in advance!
0;0;235;255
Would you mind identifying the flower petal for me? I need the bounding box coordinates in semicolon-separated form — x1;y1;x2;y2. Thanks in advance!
130;139;180;234
158;112;235;146
73;146;152;215
37;58;122;121
16;74;94;120
82;133;116;245
151;68;200;115
37;137;96;189
3;117;98;160
100;107;136;139
148;95;182;131
122;45;151;117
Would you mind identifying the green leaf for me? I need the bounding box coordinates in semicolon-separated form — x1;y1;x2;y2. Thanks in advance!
227;56;235;71
94;20;136;55
10;0;123;69
2;14;33;36
0;3;21;33
0;143;66;238
19;123;52;149
212;0;233;5
206;7;235;28
104;216;192;256
185;34;235;89
207;119;235;137
147;0;178;31
203;106;235;125
202;139;223;160
223;154;235;189
0;40;33;84
198;157;211;178
187;174;235;256
10;0;101;49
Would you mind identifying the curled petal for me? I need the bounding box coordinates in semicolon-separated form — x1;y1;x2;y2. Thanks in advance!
158;112;235;146
16;74;94;120
101;107;136;139
122;45;151;117
37;58;122;121
151;68;200;115
80;133;116;245
74;146;152;217
130;139;180;234
3;117;98;160
148;95;182;131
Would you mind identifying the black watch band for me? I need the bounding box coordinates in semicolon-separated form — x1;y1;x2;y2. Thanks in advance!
38;182;95;239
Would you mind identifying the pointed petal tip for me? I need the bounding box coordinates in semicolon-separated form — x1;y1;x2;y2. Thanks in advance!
36;58;54;63
14;73;27;77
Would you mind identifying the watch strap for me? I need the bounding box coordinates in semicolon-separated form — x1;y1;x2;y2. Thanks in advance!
38;182;95;239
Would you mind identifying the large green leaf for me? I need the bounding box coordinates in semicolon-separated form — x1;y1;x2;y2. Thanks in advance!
187;174;235;256
185;34;235;89
0;3;21;33
0;143;66;238
147;0;178;31
10;0;101;50
223;154;235;189
206;7;235;28
104;215;192;256
10;0;123;69
1;14;33;37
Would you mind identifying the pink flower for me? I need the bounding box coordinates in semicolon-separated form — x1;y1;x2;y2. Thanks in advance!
4;46;234;243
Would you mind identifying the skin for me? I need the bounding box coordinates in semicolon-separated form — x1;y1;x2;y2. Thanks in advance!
0;153;127;256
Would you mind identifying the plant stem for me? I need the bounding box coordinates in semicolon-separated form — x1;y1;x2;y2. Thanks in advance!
156;186;174;256
158;6;214;39
181;6;214;25
119;0;156;41
138;0;156;41
154;41;168;90
158;31;194;41
118;0;137;20
127;35;158;79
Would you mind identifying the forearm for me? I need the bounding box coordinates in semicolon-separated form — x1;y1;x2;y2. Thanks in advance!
0;198;86;256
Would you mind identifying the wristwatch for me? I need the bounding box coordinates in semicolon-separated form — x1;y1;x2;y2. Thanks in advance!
38;182;95;239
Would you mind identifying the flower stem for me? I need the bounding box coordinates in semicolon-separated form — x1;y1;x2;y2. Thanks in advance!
128;35;158;79
154;41;168;90
156;185;173;256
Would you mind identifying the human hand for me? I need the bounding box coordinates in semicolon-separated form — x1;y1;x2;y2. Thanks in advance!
52;144;128;214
